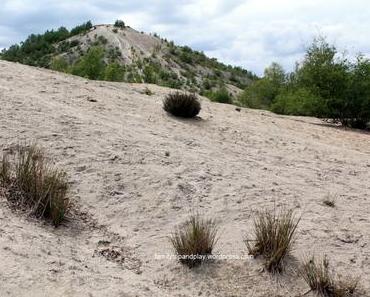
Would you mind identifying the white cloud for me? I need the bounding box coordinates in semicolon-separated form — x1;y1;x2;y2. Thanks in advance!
0;0;369;75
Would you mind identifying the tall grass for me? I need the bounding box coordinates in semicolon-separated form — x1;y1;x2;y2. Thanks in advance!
170;215;218;268
0;145;70;226
300;256;358;297
246;208;300;272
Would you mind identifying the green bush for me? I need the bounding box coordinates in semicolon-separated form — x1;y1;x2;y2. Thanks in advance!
104;63;125;81
71;47;105;80
271;88;325;116
204;87;233;104
114;20;125;29
50;56;69;73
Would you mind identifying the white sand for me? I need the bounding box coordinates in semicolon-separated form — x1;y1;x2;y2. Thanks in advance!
0;60;369;296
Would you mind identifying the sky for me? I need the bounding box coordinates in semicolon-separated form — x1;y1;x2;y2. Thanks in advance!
1;0;369;75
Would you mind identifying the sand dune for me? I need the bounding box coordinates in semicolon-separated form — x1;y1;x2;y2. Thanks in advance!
0;60;369;296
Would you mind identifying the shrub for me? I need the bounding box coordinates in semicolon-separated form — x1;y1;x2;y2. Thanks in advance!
114;20;125;29
50;56;69;73
170;215;218;268
0;145;70;226
300;256;358;297
104;63;125;82
271;88;325;116
163;92;201;118
246;208;300;272
205;87;233;104
71;47;105;80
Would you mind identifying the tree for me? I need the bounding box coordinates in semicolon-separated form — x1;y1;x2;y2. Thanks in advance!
71;47;105;80
104;63;125;81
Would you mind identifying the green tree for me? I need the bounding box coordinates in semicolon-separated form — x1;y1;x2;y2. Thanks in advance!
71;47;105;80
50;56;69;72
239;62;285;109
104;63;125;81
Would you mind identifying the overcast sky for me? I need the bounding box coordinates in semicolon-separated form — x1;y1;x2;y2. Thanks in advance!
1;0;369;75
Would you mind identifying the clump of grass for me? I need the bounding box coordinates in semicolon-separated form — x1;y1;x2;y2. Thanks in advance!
0;145;70;226
323;195;336;207
246;208;300;273
0;154;11;186
170;215;218;268
143;87;154;96
300;256;358;297
163;92;201;118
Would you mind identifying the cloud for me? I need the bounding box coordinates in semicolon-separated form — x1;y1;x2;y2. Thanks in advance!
0;0;369;75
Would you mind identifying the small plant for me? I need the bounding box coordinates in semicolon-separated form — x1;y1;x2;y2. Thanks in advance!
143;87;153;96
323;194;336;207
0;145;70;226
300;256;358;297
0;154;11;186
112;28;118;33
246;208;300;272
170;215;218;268
163;92;201;118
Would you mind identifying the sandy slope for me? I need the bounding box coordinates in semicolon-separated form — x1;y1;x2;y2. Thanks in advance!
0;60;369;297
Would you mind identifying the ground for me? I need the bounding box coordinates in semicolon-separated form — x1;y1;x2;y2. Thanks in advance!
0;60;369;296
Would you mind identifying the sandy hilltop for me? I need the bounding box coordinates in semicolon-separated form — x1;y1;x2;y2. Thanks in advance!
0;60;370;296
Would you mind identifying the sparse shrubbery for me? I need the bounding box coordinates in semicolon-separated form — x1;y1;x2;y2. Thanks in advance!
0;145;70;226
300;256;358;297
163;92;201;118
246;208;300;273
170;215;218;268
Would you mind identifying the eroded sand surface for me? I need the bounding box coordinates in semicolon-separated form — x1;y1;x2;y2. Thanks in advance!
0;60;369;296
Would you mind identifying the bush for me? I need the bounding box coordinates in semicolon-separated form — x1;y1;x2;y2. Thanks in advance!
239;78;279;109
246;208;300;272
170;215;218;268
163;92;201;118
71;47;105;80
300;256;358;297
50;56;69;73
205;87;233;104
271;88;325;116
104;63;125;81
114;20;125;29
0;145;70;226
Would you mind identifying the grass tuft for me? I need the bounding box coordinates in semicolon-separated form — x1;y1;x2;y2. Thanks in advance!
170;215;218;268
246;208;300;273
0;145;70;226
163;92;201;118
323;195;336;207
300;256;358;297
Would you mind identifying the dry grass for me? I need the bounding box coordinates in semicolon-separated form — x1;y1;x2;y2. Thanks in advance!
163;92;201;118
323;195;336;208
170;215;218;268
300;256;358;297
0;145;70;226
0;154;11;186
246;208;300;273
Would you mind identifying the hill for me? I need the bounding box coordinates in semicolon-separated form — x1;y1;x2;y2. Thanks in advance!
0;21;256;99
0;60;369;296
